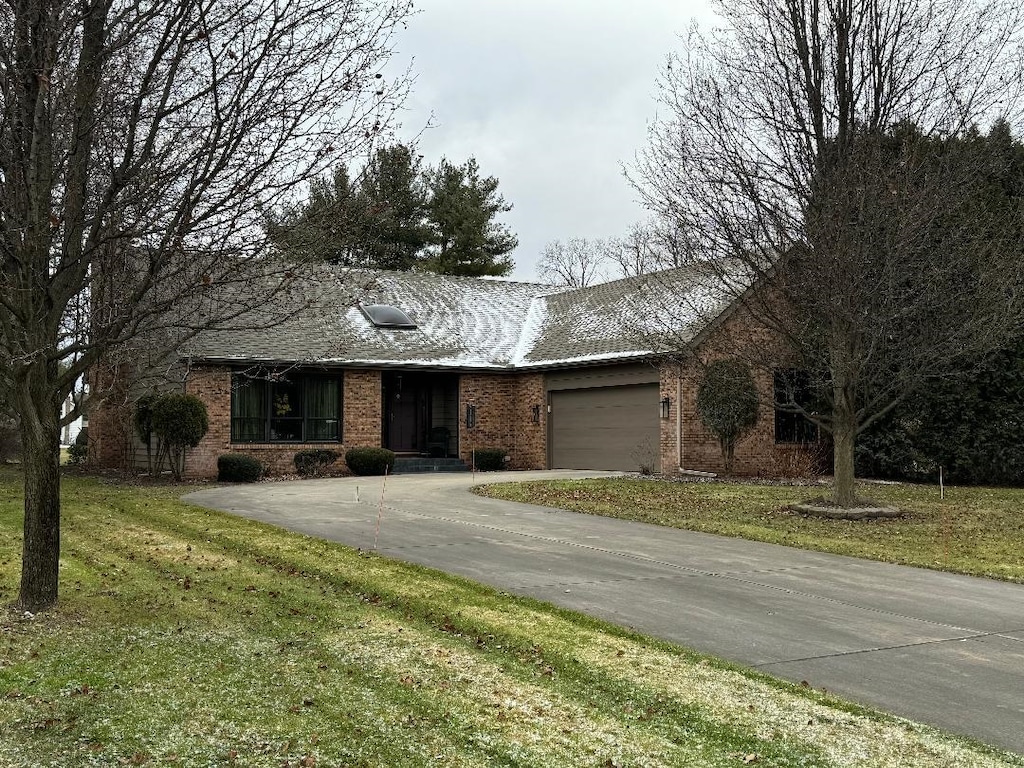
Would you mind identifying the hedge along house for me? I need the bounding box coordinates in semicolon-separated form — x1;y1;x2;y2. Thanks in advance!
88;266;821;478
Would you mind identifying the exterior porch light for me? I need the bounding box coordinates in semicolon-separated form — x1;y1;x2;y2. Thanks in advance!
465;404;477;429
660;396;671;419
531;404;541;424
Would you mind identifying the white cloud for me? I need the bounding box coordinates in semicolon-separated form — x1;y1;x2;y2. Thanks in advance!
386;0;714;280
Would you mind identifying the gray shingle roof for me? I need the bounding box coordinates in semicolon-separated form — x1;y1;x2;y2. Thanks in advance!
518;267;732;366
183;265;736;370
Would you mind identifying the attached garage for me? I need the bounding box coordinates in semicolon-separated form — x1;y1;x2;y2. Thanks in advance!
547;364;661;472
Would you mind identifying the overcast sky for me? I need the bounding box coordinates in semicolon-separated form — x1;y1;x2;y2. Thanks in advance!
386;1;715;281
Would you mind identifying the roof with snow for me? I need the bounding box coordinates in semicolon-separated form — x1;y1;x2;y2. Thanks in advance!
183;266;739;370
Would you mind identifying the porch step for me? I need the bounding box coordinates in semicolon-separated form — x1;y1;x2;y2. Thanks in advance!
392;457;470;474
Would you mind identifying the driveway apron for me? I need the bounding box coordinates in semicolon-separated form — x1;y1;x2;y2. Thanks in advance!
184;471;1024;754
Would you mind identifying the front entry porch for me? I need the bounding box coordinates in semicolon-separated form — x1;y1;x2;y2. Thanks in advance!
382;371;459;457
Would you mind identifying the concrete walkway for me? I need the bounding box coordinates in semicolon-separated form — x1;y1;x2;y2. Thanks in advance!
184;471;1024;754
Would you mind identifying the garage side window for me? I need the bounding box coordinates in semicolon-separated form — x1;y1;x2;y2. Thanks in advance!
773;370;819;444
231;372;342;443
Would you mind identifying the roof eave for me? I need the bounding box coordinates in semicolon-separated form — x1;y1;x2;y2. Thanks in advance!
181;354;515;374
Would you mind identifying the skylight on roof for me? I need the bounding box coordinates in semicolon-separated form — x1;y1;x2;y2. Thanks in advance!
360;303;417;329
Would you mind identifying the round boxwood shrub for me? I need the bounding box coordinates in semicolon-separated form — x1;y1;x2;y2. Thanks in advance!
152;393;209;479
152;393;209;448
344;447;395;476
218;453;263;483
294;448;339;477
472;447;508;471
696;359;759;474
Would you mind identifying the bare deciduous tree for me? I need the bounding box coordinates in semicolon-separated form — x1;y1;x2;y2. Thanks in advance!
605;223;660;279
633;0;1024;506
606;219;693;278
0;0;414;610
538;219;694;286
536;237;611;288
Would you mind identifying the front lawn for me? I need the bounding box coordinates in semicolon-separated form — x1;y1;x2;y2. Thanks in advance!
0;468;1020;766
475;477;1024;582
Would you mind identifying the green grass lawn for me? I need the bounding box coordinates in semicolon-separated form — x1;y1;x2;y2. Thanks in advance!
475;477;1024;583
1;469;1021;767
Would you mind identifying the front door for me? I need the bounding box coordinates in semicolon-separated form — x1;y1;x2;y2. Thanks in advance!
384;373;424;453
383;372;459;455
388;387;419;452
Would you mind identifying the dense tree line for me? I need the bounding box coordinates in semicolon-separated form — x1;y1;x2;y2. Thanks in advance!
856;338;1024;486
843;123;1024;487
535;219;689;288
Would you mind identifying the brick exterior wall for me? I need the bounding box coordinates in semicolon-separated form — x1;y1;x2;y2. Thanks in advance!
658;304;821;477
184;367;545;476
87;360;146;470
343;370;382;448
510;374;547;469
183;366;232;478
458;372;547;470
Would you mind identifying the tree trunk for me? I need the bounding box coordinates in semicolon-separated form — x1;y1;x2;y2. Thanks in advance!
832;417;857;506
17;409;62;612
828;326;860;506
170;445;183;481
723;440;736;475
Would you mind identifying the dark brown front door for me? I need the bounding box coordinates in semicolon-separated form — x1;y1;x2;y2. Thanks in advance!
388;389;419;452
384;372;426;452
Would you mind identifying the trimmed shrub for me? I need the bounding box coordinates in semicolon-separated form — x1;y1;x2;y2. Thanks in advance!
152;393;209;450
218;453;263;483
294;448;339;477
67;427;88;465
696;359;759;474
344;447;395;476
152;393;209;480
472;447;508;471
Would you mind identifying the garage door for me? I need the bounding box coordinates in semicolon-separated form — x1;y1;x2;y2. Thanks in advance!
549;384;660;471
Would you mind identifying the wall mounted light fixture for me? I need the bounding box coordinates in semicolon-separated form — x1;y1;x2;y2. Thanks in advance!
531;404;541;424
660;397;671;419
465;404;477;429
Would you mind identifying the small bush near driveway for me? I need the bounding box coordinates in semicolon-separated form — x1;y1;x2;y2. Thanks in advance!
293;448;339;477
217;452;263;482
472;447;507;471
344;446;395;475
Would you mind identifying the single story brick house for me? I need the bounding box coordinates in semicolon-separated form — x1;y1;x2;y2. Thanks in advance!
89;266;819;478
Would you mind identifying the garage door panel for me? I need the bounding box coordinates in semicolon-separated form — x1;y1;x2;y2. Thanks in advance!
550;384;660;471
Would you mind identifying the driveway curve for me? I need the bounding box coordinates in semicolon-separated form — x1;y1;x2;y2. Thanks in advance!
184;471;1024;754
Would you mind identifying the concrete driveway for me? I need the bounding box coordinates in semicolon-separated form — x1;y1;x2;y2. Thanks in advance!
184;471;1024;754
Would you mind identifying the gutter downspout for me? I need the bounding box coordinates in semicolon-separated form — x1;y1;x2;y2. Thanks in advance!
677;362;717;478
